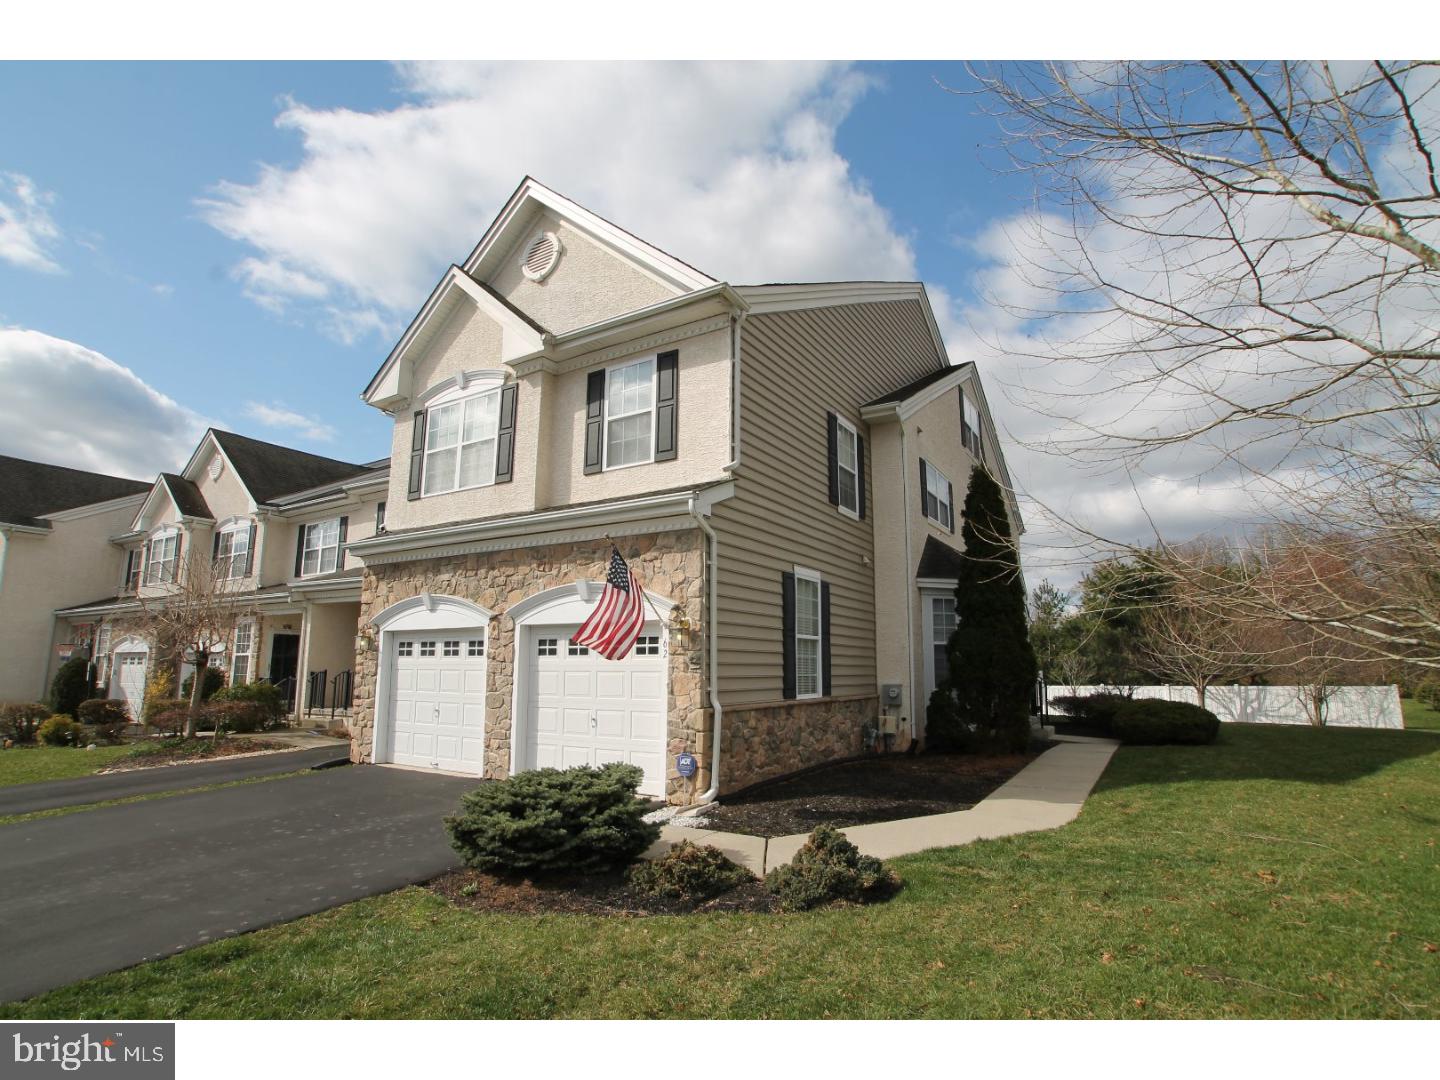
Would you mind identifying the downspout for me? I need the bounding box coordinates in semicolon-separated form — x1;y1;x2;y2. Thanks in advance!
898;422;918;747
688;494;724;804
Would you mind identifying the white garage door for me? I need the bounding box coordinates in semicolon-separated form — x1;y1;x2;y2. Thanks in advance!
525;626;666;797
386;633;487;774
113;653;147;724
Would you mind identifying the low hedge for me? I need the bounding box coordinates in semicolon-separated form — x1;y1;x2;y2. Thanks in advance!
628;840;754;901
1049;692;1131;733
76;699;130;743
37;715;86;746
1110;698;1221;745
764;825;900;912
445;763;660;875
0;702;48;744
149;700;269;735
211;682;284;725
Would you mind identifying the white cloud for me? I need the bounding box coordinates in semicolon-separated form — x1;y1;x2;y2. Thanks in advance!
0;173;62;273
199;62;914;339
0;328;209;479
242;401;338;442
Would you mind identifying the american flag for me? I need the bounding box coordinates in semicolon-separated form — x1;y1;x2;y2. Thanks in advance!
571;547;649;660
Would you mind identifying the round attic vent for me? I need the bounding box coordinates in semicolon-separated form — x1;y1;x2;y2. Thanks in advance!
520;230;561;282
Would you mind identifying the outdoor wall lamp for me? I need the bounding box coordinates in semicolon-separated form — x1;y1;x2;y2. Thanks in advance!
669;609;692;651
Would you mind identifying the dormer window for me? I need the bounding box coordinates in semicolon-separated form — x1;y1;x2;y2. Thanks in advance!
519;230;561;282
143;528;180;585
423;387;502;496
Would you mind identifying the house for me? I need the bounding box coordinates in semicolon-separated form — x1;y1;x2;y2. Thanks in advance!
49;430;387;726
0;456;151;701
345;177;1018;803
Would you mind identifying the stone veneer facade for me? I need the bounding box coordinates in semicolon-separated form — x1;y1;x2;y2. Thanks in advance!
720;694;878;794
352;529;711;802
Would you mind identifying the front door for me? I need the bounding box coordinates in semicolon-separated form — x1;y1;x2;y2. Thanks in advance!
268;633;301;705
922;590;958;700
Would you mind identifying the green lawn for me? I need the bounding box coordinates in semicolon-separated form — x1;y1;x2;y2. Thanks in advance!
0;745;135;786
1402;697;1440;732
4;724;1437;1019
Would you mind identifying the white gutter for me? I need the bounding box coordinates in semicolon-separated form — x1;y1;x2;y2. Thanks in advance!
899;422;918;747
688;494;724;805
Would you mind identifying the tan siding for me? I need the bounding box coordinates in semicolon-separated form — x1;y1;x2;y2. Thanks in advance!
713;298;942;706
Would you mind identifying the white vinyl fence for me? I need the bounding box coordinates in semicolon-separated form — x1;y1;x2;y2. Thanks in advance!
1045;684;1404;730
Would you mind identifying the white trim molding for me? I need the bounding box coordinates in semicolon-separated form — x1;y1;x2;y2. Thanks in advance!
370;593;495;633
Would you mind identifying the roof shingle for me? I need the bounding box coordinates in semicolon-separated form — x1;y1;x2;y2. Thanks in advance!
0;455;150;529
210;430;373;504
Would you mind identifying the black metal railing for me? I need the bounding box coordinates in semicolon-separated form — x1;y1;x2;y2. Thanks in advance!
329;669;353;718
307;669;328;711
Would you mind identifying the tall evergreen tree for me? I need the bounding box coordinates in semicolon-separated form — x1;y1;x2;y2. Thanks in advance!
927;465;1037;753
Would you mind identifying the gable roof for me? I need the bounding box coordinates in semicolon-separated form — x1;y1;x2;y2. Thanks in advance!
159;473;213;520
208;430;373;505
917;535;966;580
462;176;716;294
865;362;976;408
0;455;149;529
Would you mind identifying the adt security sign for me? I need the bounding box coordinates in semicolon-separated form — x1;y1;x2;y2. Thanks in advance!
675;752;698;778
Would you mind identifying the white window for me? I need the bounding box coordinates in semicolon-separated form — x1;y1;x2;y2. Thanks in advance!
124;549;142;593
537;638;558;656
467;638;485;657
144;530;179;584
794;569;823;699
215;522;251;580
930;595;957;693
423;389;501;496
397;641;414;657
300;518;341;576
604;357;656;469
634;635;661;656
568;642;589;656
231;621;254;685
443;640;460;657
836;417;860;517
95;624;112;686
419;640;436;657
922;461;953;530
962;393;983;458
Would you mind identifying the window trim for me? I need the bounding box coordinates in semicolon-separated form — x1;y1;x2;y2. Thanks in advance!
143;527;180;585
835;415;860;519
792;565;824;700
601;355;658;472
231;619;254;685
922;460;953;530
421;385;503;497
300;517;342;578
214;520;251;581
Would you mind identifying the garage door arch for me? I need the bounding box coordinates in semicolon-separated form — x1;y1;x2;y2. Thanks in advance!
371;593;493;774
508;582;675;796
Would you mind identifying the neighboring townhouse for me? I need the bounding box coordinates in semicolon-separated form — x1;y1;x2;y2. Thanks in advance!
344;177;1018;803
0;456;150;701
51;430;386;727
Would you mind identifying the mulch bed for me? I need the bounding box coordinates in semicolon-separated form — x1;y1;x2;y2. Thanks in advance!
99;737;292;772
429;868;780;917
698;749;1044;837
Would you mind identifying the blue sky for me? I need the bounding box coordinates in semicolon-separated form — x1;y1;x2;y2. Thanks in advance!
0;61;1022;472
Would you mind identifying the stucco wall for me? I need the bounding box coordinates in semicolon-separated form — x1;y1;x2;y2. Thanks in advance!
0;499;142;701
488;213;677;334
297;601;361;721
384;319;733;533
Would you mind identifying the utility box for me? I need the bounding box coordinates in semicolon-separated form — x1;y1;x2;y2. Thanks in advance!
880;683;903;708
878;714;898;735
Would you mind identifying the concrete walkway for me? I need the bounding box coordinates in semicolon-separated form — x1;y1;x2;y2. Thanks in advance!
0;745;350;817
654;735;1120;875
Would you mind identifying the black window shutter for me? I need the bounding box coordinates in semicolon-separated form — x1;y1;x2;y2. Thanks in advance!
212;529;221;561
856;435;867;520
294;524;306;578
245;522;257;576
821;581;833;697
584;369;606;474
654;350;679;462
826;412;839;505
919;457;929;516
781;570;797;700
123;549;135;589
337;516;349;571
171;535;182;581
494;383;518;483
947;481;956;533
407;410;426;500
375;502;387;533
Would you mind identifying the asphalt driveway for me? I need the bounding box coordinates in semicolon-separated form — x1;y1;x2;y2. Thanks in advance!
0;765;478;1003
0;745;351;816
